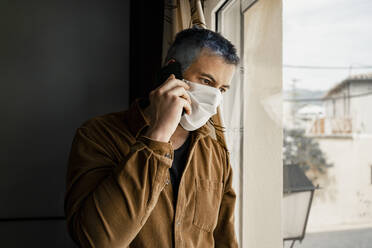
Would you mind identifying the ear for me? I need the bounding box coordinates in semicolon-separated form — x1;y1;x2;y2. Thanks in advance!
165;58;176;66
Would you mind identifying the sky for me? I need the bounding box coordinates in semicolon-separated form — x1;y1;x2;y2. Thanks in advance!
283;0;372;91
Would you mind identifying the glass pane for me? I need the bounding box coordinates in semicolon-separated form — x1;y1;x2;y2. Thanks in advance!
283;0;372;247
283;191;311;239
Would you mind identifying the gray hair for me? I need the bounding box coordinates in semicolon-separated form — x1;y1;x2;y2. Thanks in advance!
164;27;240;73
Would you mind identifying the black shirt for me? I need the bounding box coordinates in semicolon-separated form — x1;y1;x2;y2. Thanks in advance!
170;134;191;207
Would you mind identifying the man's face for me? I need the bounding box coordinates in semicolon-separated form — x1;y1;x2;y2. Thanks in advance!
182;49;236;94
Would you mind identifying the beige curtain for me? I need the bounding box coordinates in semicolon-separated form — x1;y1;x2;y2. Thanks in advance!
162;0;207;65
162;0;227;147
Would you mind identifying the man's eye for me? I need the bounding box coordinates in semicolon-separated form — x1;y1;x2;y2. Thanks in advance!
201;78;211;85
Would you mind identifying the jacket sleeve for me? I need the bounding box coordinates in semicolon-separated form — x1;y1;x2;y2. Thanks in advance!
64;124;173;248
213;149;238;248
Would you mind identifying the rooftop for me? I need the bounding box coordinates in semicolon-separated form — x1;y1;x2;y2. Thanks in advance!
324;72;372;98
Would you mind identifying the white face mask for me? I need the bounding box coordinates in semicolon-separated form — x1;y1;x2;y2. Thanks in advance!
180;79;222;131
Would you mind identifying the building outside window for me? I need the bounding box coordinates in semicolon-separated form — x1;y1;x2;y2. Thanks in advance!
283;0;372;247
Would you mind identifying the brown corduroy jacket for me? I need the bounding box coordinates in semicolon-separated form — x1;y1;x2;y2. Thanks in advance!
64;98;238;248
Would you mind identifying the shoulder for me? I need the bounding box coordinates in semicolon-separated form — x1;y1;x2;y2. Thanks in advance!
72;109;135;161
78;109;129;136
75;109;134;147
79;110;124;128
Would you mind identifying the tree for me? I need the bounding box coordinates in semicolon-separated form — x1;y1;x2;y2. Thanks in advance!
283;128;333;185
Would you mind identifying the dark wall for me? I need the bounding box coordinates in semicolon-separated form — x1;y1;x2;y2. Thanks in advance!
0;0;130;246
129;0;165;103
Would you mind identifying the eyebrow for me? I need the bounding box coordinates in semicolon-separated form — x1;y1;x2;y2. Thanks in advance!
200;72;230;89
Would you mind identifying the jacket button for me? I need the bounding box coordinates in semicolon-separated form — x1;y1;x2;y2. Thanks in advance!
165;179;170;185
165;153;172;159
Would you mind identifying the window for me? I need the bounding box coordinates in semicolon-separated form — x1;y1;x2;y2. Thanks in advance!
205;0;283;247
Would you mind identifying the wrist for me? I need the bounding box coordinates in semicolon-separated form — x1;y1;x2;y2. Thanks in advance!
144;127;170;143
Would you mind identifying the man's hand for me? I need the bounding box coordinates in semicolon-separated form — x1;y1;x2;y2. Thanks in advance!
144;74;192;142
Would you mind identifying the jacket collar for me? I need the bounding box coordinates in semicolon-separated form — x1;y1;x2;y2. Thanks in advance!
123;98;213;139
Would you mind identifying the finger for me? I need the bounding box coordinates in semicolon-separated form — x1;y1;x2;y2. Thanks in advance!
157;74;176;88
165;73;175;83
159;76;190;93
152;74;175;93
179;97;192;115
167;86;192;106
168;86;191;104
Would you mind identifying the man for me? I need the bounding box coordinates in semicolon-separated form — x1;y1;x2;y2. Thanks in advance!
64;27;240;247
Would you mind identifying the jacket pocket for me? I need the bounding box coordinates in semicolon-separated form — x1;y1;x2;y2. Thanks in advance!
192;178;223;232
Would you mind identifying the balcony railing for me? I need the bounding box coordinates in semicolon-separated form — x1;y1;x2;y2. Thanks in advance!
307;117;353;136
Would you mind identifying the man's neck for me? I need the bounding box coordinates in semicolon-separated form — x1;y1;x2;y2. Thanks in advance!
171;124;190;149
